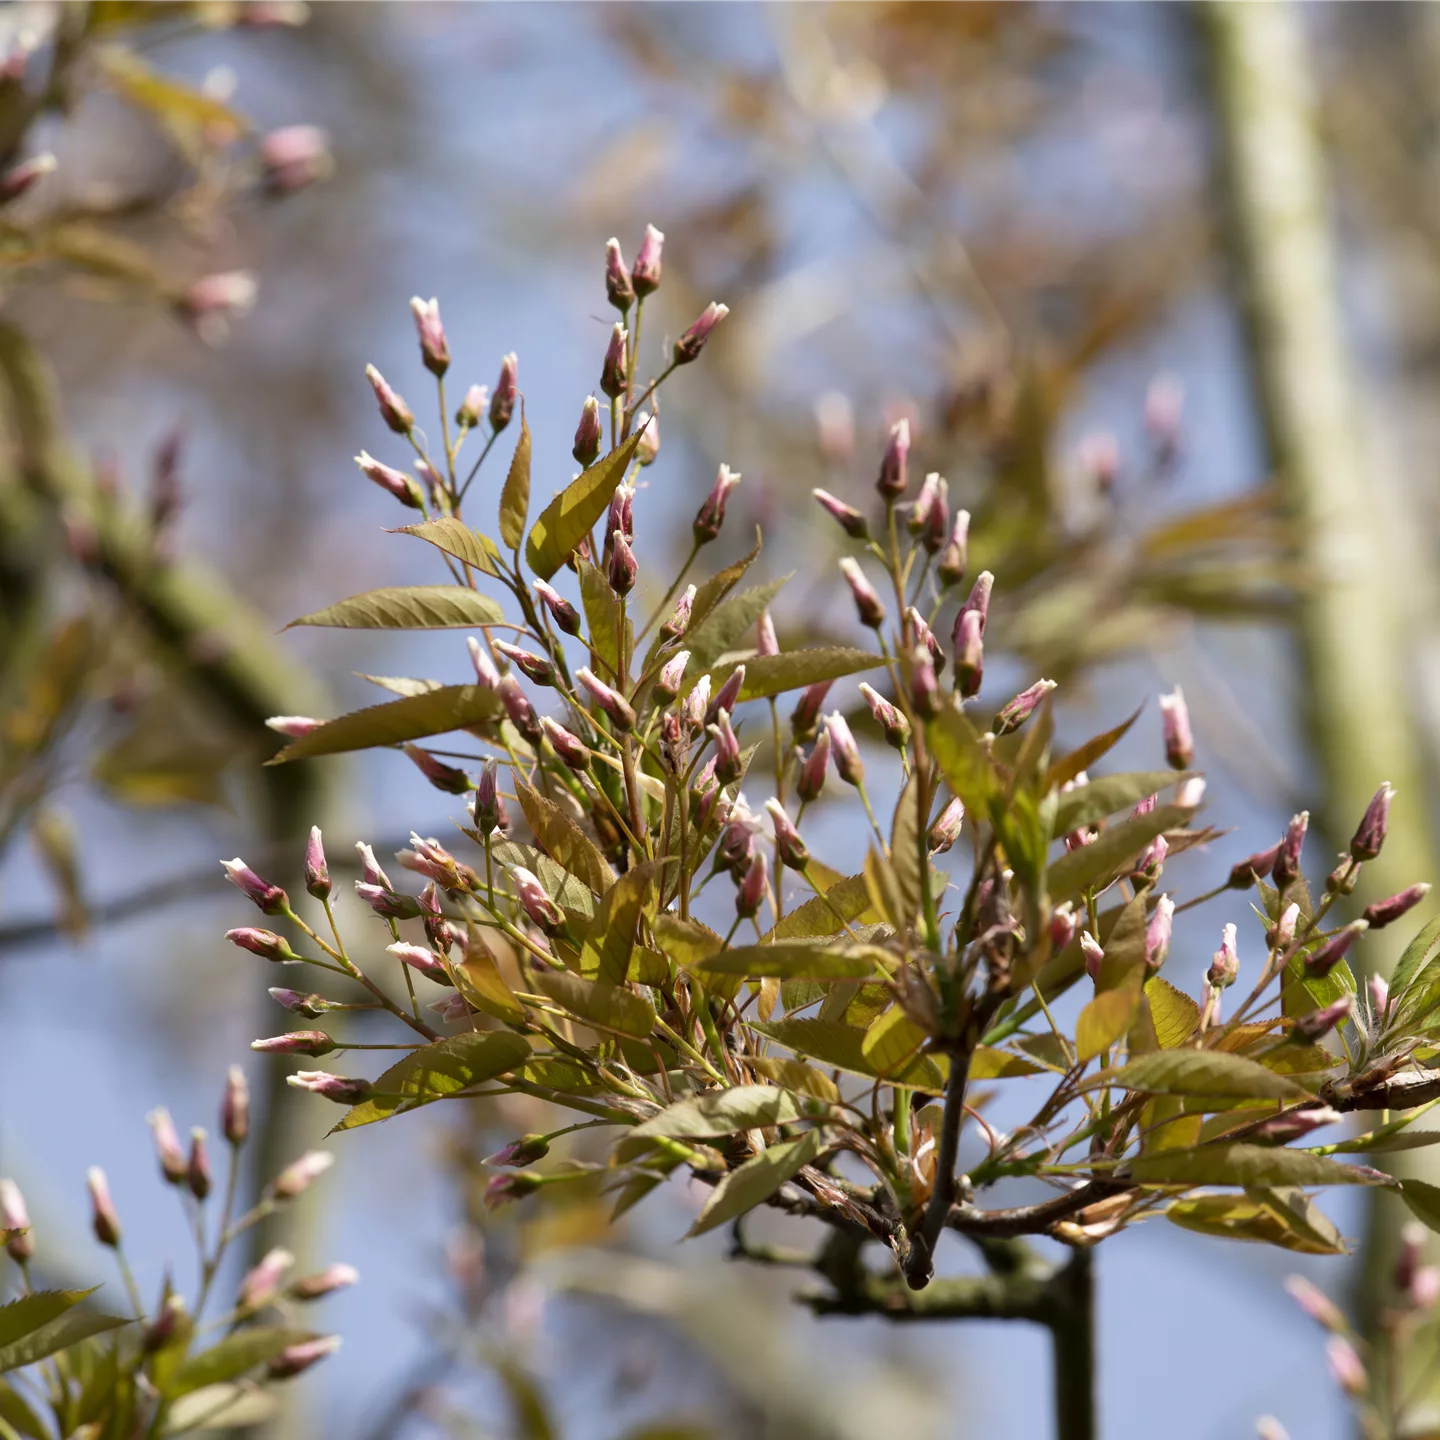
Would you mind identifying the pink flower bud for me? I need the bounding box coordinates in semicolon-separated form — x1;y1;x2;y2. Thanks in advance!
146;1108;188;1185
269;988;330;1017
877;418;910;499
0;151;55;204
497;674;541;743
87;1167;121;1247
736;849;769;919
1293;995;1354;1041
222;859;289;916
473;759;501;835
907;608;945;676
222;1066;250;1147
179;271;258;339
364;364;413;434
756;611;779;659
1411;1266;1440;1311
1176;776;1206;808
1325;1336;1367;1400
492;640;554;689
791;680;833;743
599;322;629;400
512;866;562;933
708;665;746;724
813;488;870;541
797;730;831;803
1365;883;1430;930
1395;1221;1425;1297
291;1262;359;1300
1077;431;1121;494
660;584;696;641
486;1134;551;1168
1326;854;1360;897
631;223;664;296
1081;931;1104;980
179;1133;210;1213
484;1171;545;1211
766;798;809;870
1269;901;1301;951
409;295;450;377
1284;1274;1346;1332
636;411;660;465
928;796;965;854
456;383;489;430
271;1150;334;1200
605;237;635;312
251;1031;336;1057
826;712;864;787
1351;783;1394;861
288;1071;373;1104
226;926;298;962
240;1246;294;1308
1145;373;1184;457
0;1179;32;1263
1135;833;1168;882
266;715;323;738
296;824;331;901
710;709;742;784
1145;895;1174;969
910;473;950;553
953;608;983;699
354;450;424;510
491;353;519;432
909;644;940;720
402;744;472;795
577;666;637;732
467;636;501;689
1207;922;1239;988
1250;1105;1342;1145
1305;920;1366;978
715;809;756;876
1050;903;1078;952
674;301;729;365
657;651;690;703
540;715;589;771
609;528;638;596
534;578;581;636
260;125;330;193
937;507;971;589
573;396;603;468
993;679;1056;737
1229;841;1281;889
356;841;392;891
840;557;886;629
268;1335;341;1379
1158;687;1193;770
694;464;741;545
386;941;450;982
1273;811;1309;891
859;682;910;749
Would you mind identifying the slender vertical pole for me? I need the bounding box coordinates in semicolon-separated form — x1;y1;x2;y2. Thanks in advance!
1049;1250;1096;1440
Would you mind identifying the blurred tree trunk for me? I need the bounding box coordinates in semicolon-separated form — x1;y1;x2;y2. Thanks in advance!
1203;0;1440;1345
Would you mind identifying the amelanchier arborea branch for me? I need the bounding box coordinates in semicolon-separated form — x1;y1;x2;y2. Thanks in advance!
220;227;1440;1439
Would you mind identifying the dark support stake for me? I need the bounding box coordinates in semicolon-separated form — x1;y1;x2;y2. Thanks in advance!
1048;1250;1096;1440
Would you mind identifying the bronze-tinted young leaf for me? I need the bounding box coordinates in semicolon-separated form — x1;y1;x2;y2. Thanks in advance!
499;405;531;551
1075;987;1141;1062
531;968;655;1040
580;862;658;986
861;1006;929;1076
890;772;925;928
747;1056;841;1103
651;913;723;967
268;684;503;764
698;942;885;981
1051;771;1194;836
577;557;630;679
684;576;791;670
1091;1049;1312;1100
286;586;505;631
1145;976;1201;1049
688;1128;826;1237
334;1031;531;1131
751;1017;946;1093
1125;1143;1385;1188
695;648;884;705
165;1327;318;1398
632;1085;809;1140
394;518;502;577
765;873;876;941
685;533;762;638
1047;803;1189;903
927;705;1000;817
1044;706;1143;791
457;926;527;1024
1165;1193;1345;1255
525;432;642;579
969;1046;1046;1080
514;780;616;897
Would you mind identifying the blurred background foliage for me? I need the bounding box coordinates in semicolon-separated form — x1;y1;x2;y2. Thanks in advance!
3;3;1440;1437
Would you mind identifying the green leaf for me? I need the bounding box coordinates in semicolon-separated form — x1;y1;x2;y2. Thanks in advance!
1146;977;1200;1048
1165;1193;1345;1254
457;927;527;1024
928;705;1000;817
1091;1049;1312;1100
890;772;925;929
0;1305;129;1376
697;648;884;705
1393;917;1440;1015
970;1046;1046;1080
0;1380;47;1439
1052;771;1193;836
765;874;875;941
685;535;762;641
0;1289;97;1351
394;518;502;577
268;684;503;764
1044;706;1142;790
632;1085;808;1139
1401;1179;1440;1235
499;405;531;551
164;1383;280;1432
747;1056;841;1103
684;576;791;670
751;1017;946;1093
651;914;723;968
577;558;630;679
1047;803;1190;903
334;1031;531;1131
491;841;596;917
513;780;616;897
579;862;658;986
525;433;642;580
1075;989;1140;1062
532;968;655;1040
166;1328;317;1398
1125;1143;1385;1188
689;1129;826;1236
862;1006;930;1077
286;586;504;630
697;942;885;981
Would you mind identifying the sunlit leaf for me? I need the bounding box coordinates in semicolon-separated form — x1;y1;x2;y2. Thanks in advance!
1051;771;1193;836
632;1086;808;1140
1075;988;1140;1063
861;1006;929;1076
1090;1049;1312;1100
697;942;885;981
525;433;642;579
514;780;616;897
286;586;504;631
684;576;791;670
1165;1193;1345;1254
1146;976;1200;1049
688;1128;826;1236
927;704;1000;817
751;1017;946;1093
0;1293;129;1375
1044;706;1143;790
747;1056;841;1103
1400;1178;1440;1236
580;862;658;986
394;519;502;577
268;685;503;763
1125;1143;1385;1188
765;874;876;941
499;406;532;551
970;1045;1046;1080
694;648;884;704
1047;803;1190;902
531;969;655;1040
577;557;630;679
166;1328;318;1398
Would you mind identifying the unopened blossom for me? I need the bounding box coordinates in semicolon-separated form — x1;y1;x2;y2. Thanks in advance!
928;797;965;854
1306;920;1367;978
605;237;635;312
387;941;450;981
953;608;983;699
994;679;1056;736
693;464;740;545
909;643;941;719
266;715;323;738
455;383;489;429
711;709;742;784
403;744;471;795
147;1108;188;1184
656;651;690;703
813;487;869;540
1269;901;1300;951
268;1335;341;1380
797;729;831;803
1365;883;1431;930
573;395;603;467
1250;1105;1343;1146
674;301;729;364
735;850;769;919
684;675;712;730
540;715;589;771
631;223;664;296
491;353;518;432
1050;903;1079;953
486;1134;551;1168
609;528;638;596
577;666;637;732
705;665;746;725
180;271;258;339
1145;895;1174;969
1228;841;1281;889
1351;782;1395;861
354;451;424;510
0;151;55;204
511;866;562;933
961;571;994;637
826;712;864;787
1158;687;1193;770
87;1167;121;1247
260;125;331;193
474;760;500;834
1284;1275;1345;1332
877;418;909;498
814;390;855;460
791;680;832;743
766;798;809;870
756;611;779;659
937;508;970;588
223;1066;250;1147
860;682;910;749
498;675;541;743
0;1179;32;1262
599;322;628;399
364;363;413;434
1145;373;1184;456
222;858;288;916
409;295;450;376
1293;995;1355;1041
660;584;695;640
1077;431;1121;494
636;411;660;465
1207;922;1239;988
1081;931;1105;981
272;1150;334;1200
484;1171;545;1211
840;557;886;629
226;927;298;962
291;1263;360;1300
288;1072;373;1104
906;608;946;676
1325;1336;1367;1400
493;639;555;688
1273;811;1309;890
240;1247;295;1308
303;825;330;900
252;1031;336;1057
184;1128;207;1201
910;472;949;553
534;578;581;635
